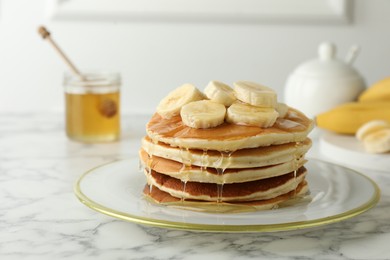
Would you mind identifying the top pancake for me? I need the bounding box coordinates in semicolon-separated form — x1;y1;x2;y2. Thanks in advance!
147;107;313;151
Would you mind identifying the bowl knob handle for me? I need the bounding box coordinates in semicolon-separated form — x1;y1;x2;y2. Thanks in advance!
318;42;336;61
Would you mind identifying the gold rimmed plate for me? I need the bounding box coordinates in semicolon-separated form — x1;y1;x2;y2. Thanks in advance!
74;158;380;233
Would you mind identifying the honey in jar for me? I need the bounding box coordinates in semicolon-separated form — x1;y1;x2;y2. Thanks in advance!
64;71;120;142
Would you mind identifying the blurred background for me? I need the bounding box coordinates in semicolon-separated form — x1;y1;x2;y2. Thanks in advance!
0;0;389;114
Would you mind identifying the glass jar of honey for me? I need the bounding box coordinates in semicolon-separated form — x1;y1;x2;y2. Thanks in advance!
64;71;121;143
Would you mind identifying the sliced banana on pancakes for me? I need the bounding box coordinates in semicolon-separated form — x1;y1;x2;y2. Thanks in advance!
157;83;204;119
356;120;390;153
181;100;226;129
226;102;278;128
157;80;286;129
276;102;289;118
204;81;236;106
233;81;277;108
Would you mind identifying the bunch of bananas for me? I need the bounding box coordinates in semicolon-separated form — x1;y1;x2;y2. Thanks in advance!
316;77;390;134
317;77;390;153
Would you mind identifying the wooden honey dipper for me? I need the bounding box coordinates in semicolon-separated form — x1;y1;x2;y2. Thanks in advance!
38;26;118;118
38;26;85;80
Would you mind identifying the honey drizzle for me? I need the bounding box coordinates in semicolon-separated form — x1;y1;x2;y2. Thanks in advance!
215;150;234;203
179;147;192;167
178;147;193;203
293;141;302;196
179;163;191;203
216;168;225;204
147;138;159;193
181;180;187;203
146;157;153;193
200;149;208;172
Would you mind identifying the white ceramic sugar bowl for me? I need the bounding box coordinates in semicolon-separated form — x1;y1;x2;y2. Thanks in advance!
284;42;366;119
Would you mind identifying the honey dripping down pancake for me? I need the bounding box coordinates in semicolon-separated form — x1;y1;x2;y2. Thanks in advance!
145;167;307;202
141;136;312;169
139;149;307;184
143;181;310;213
139;81;313;213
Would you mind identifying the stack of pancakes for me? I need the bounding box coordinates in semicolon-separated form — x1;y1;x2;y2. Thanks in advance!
140;106;314;212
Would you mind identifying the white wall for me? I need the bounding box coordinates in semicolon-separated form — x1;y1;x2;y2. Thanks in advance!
1;0;390;114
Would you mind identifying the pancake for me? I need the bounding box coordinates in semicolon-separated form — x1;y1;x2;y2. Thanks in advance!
142;136;311;169
140;149;307;184
140;83;314;213
143;180;309;213
146;108;313;151
145;167;307;202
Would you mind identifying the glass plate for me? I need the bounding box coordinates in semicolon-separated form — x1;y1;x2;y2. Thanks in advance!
74;158;380;233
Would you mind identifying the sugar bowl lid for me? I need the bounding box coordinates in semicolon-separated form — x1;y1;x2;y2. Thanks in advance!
292;42;362;79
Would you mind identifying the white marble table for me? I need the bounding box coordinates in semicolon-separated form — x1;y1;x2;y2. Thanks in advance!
1;113;389;260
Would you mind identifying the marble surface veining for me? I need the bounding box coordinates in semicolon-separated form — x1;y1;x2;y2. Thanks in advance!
1;113;390;260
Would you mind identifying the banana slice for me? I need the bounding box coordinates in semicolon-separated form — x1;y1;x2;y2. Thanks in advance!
233;81;277;108
356;120;390;141
226;102;278;128
276;102;289;118
363;129;390;153
204;81;236;106
156;84;204;119
181;100;226;129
